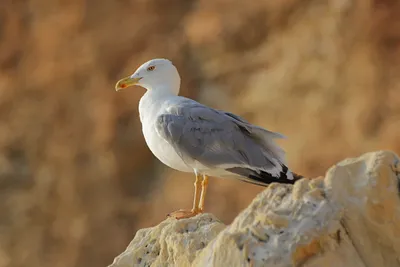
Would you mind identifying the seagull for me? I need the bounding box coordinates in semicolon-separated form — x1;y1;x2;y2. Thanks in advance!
115;58;301;219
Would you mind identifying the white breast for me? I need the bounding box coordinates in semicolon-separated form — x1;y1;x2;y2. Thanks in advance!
139;91;192;173
142;122;192;172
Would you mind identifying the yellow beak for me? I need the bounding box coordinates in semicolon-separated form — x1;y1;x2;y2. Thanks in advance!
115;76;142;91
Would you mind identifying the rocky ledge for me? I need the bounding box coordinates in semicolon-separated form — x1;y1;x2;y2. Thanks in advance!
109;151;400;267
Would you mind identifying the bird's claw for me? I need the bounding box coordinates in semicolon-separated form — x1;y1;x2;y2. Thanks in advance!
167;209;202;220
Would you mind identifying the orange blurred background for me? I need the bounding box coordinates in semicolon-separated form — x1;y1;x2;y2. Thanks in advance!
1;0;399;266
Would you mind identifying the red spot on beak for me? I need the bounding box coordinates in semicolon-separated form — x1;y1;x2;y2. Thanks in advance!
120;84;127;89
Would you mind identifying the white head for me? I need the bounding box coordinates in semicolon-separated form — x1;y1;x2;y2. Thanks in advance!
115;58;181;95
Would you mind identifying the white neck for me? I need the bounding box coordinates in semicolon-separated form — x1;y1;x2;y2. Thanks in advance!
150;84;180;96
138;85;177;123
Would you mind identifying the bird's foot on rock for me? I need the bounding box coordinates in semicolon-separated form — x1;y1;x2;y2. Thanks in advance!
167;209;202;220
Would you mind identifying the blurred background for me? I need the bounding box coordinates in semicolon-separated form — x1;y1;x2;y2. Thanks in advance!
1;0;400;266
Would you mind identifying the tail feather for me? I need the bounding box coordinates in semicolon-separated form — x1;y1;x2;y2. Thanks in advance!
226;165;303;187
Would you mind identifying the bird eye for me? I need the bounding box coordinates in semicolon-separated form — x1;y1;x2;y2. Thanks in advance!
147;66;155;71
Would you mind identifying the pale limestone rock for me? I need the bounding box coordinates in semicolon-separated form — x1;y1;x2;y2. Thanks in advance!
110;151;400;267
324;151;400;267
109;214;225;267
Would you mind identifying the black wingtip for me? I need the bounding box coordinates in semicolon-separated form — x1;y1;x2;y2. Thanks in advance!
226;165;304;187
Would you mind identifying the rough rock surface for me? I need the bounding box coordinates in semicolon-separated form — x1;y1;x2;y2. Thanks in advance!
110;151;400;267
111;214;225;267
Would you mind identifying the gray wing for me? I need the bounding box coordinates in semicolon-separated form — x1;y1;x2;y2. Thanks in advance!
155;100;294;185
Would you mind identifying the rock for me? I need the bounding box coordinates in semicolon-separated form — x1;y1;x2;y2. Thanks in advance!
109;151;400;267
109;214;226;267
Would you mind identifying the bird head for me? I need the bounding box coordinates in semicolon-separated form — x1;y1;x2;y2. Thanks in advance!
115;58;181;95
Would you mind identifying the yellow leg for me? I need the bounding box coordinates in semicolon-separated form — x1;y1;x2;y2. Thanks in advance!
167;172;202;219
191;173;202;212
199;175;209;212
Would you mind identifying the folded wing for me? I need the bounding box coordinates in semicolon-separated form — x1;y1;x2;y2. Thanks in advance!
155;99;295;186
